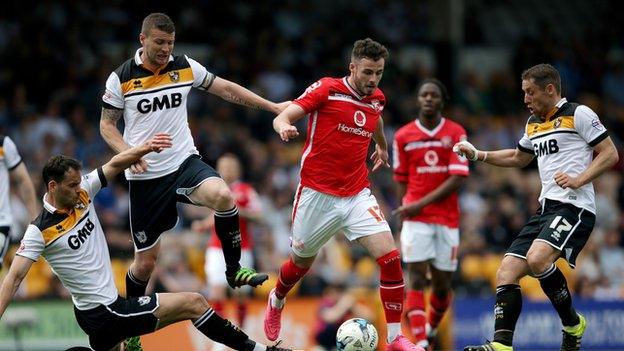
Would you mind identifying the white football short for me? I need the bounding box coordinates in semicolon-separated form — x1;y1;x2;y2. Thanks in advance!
400;221;459;271
205;247;253;289
291;186;391;258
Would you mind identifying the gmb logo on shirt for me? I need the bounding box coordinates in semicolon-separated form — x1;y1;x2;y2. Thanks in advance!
137;93;182;113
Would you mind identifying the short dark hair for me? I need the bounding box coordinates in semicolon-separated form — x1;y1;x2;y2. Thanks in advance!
141;13;175;35
42;155;81;188
351;38;389;62
521;63;561;94
417;78;449;102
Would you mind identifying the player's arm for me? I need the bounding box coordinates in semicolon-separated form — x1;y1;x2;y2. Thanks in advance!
99;107;129;153
371;118;390;171
555;136;619;189
453;141;535;168
8;163;38;220
101;133;172;182
395;182;407;203
273;103;306;142
206;77;289;114
0;256;34;318
392;176;465;217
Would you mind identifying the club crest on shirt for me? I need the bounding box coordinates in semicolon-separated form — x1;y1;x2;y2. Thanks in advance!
441;136;453;148
371;99;382;112
168;71;180;82
353;111;367;127
554;117;562;129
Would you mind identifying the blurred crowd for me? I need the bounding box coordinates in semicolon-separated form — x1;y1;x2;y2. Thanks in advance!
2;1;624;310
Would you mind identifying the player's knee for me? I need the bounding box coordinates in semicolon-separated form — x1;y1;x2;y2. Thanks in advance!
212;187;234;210
526;252;551;276
188;292;209;316
496;265;518;285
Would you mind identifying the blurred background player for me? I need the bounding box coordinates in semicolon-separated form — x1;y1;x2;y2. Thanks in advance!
392;79;469;349
0;135;295;351
192;153;262;335
455;63;619;351
312;284;375;351
0;135;38;269
263;38;424;351
99;12;285;307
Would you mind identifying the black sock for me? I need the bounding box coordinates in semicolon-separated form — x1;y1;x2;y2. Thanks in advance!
125;270;148;298
214;207;242;276
493;284;522;346
193;308;253;351
537;264;579;327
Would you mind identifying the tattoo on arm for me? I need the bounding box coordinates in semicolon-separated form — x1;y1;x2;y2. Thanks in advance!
224;93;264;110
101;108;123;122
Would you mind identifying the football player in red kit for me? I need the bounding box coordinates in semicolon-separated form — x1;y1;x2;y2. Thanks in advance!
263;38;424;351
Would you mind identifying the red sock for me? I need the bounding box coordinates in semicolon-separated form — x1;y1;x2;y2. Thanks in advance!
236;301;247;327
275;258;309;299
377;250;405;324
428;292;452;329
406;289;427;342
211;300;225;317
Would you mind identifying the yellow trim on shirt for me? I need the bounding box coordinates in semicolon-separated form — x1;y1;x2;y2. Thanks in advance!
41;190;90;245
121;67;194;95
527;115;574;138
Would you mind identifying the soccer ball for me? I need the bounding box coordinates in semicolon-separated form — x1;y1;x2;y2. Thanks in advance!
336;318;378;351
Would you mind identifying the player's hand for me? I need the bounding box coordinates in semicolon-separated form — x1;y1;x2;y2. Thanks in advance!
391;202;424;219
554;171;582;189
130;159;148;174
453;140;479;161
371;144;390;172
277;124;299;142
274;101;291;114
146;132;173;153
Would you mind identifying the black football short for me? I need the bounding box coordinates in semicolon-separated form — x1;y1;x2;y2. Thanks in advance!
506;199;595;267
128;155;220;250
74;294;159;351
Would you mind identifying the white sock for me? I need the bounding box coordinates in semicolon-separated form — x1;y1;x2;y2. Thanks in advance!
253;343;267;351
270;292;285;308
387;323;401;342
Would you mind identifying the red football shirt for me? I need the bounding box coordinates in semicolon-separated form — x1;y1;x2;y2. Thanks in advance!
209;181;260;249
294;77;385;197
393;118;469;228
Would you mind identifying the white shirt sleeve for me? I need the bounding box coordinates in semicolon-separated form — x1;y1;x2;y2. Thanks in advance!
102;72;125;109
3;136;23;170
517;126;534;154
81;168;106;199
575;105;608;146
186;56;215;89
15;225;44;262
